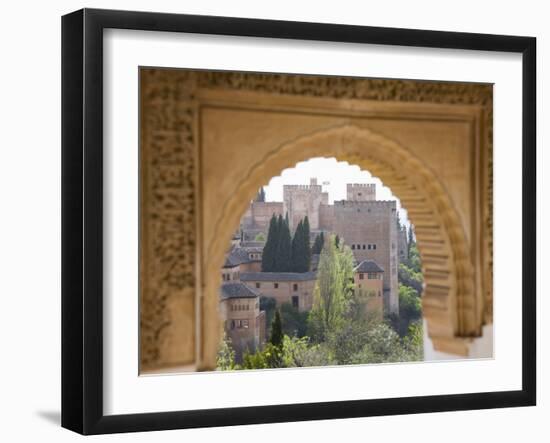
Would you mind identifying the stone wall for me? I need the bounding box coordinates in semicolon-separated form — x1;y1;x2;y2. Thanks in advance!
283;178;327;231
319;204;335;231
220;297;260;360
242;201;284;231
242;278;316;311
347;183;376;201
330;200;399;314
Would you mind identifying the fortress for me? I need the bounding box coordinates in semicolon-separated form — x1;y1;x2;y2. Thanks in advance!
241;178;403;315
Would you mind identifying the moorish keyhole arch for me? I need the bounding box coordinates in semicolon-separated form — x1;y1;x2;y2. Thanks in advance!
205;124;481;363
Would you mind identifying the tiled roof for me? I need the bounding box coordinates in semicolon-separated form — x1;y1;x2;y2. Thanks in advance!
223;245;264;268
220;282;260;300
354;260;384;273
240;271;317;282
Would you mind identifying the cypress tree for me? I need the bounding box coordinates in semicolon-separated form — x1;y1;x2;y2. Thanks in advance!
335;234;340;249
277;215;292;272
262;214;278;271
302;216;311;272
312;231;325;255
291;220;303;272
270;310;283;347
311;233;322;255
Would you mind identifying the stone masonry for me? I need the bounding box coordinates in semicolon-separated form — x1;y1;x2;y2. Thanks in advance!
241;179;399;315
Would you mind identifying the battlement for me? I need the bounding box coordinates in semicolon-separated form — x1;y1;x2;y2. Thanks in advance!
283;184;322;191
347;183;376;201
347;183;376;188
334;200;397;213
335;199;396;209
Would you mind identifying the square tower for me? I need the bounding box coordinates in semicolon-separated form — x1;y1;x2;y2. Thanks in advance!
347;183;376;201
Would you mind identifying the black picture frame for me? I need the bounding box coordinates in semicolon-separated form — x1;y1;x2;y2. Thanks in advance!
61;8;537;435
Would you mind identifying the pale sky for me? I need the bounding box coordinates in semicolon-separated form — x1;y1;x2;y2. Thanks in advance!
262;157;410;227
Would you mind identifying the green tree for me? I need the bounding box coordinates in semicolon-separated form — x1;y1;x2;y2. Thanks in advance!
254;232;266;242
335;234;340;249
275;215;292;271
308;235;354;342
216;333;236;370
399;284;421;320
280;302;309;338
291;220;304;272
270;310;283;347
262;215;277;271
260;296;277;337
406;243;422;274
302;216;311;270
290;216;312;272
398;263;423;294
397;283;422;335
311;232;323;254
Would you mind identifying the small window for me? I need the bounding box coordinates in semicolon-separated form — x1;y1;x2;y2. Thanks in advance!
363;244;366;250
368;244;371;250
358;192;362;196
293;283;298;291
242;319;249;328
230;320;235;330
373;244;377;250
359;273;364;280
358;284;362;289
351;244;355;250
274;283;279;289
256;282;260;289
368;272;377;279
292;296;299;308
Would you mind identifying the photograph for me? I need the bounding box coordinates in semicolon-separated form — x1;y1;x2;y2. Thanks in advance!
139;68;494;374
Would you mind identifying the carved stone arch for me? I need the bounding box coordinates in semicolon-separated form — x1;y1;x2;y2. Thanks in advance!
207;124;479;359
140;68;492;372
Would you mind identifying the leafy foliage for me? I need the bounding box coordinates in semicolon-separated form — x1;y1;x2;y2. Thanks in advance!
260;296;277;337
308;235;355;342
223;225;425;371
396;225;423;336
398;263;423;294
216;333;236;370
254;232;266;242
262;214;312;272
270;310;283;347
274;215;292;272
261;215;278;272
311;231;325;255
280;302;309;338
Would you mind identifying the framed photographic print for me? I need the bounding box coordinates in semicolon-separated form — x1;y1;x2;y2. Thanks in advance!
61;8;536;435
